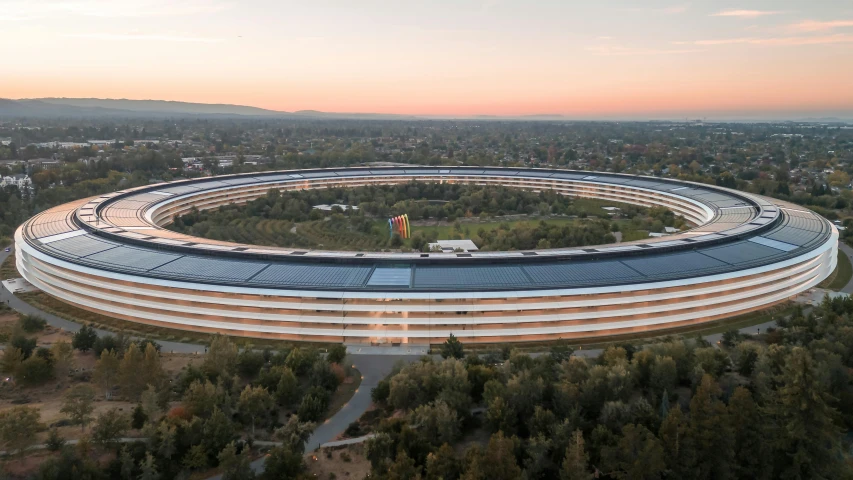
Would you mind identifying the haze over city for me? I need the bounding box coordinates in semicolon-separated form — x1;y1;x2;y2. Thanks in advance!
2;0;852;119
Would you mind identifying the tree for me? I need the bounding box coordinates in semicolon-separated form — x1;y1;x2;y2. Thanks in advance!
275;367;299;405
91;408;130;447
93;348;120;399
61;384;95;431
560;430;593;480
601;424;665;480
131;404;147;429
10;334;36;358
409;400;460;446
771;347;845;479
687;374;733;479
138;452;160;480
18;354;53;384
183;379;221;418
274;415;315;453
472;432;522;480
236;348;265;378
218;442;256;480
0;347;23;375
203;407;236;458
486;396;517;435
119;343;145;400
297;390;327;422
183;444;209;471
649;356;677;394
140;342;166;389
387;451;423;480
441;334;464;359
0;406;41;456
238;385;274;436
72;324;98;352
326;344;347;364
727;387;772;480
426;443;462;480
203;334;238;379
155;422;177;460
140;385;163;422
120;446;135;480
284;347;318;375
50;340;75;380
260;445;304;480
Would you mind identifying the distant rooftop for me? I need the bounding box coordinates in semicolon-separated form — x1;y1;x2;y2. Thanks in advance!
428;239;479;252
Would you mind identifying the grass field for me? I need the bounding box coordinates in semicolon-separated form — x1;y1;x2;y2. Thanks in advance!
0;250;17;280
818;250;852;291
413;217;576;241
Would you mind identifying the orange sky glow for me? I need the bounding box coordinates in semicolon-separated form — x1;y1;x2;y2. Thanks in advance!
2;1;852;118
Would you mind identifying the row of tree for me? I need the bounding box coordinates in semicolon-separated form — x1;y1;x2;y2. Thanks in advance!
361;299;853;479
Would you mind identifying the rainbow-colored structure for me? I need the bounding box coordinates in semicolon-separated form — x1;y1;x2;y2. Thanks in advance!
389;214;410;239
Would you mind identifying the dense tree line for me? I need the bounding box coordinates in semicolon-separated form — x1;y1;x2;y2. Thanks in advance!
0;331;351;479
361;299;853;479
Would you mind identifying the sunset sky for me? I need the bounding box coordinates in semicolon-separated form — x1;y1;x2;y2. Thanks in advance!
2;0;852;118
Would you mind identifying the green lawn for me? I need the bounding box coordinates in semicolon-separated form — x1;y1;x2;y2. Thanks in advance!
0;250;17;280
413;217;576;242
819;250;853;291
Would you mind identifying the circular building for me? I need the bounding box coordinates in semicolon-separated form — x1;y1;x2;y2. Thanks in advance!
14;167;837;345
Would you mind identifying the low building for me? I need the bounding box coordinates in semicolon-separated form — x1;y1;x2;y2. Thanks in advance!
312;204;359;212
427;239;479;252
0;174;32;189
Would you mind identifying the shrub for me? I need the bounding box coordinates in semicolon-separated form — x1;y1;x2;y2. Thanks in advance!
46;428;65;451
19;355;54;385
371;379;390;403
344;422;362;437
10;334;36;359
18;315;46;333
236;349;265;378
326;345;347;365
72;325;97;352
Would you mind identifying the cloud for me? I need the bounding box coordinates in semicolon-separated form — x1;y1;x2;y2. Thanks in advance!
1;0;229;19
64;32;223;43
675;34;853;46
711;9;784;18
586;45;703;56
597;36;613;40
787;20;853;32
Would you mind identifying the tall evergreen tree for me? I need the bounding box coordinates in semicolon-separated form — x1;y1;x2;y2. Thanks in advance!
771;347;844;479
